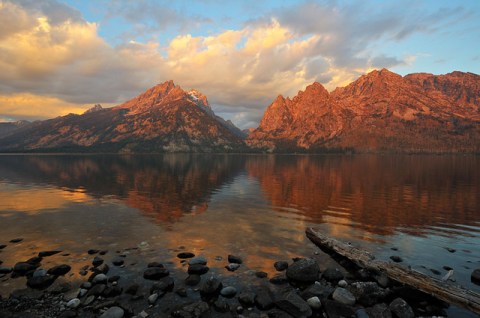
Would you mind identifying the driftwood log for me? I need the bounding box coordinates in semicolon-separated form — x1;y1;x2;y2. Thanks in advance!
306;227;480;314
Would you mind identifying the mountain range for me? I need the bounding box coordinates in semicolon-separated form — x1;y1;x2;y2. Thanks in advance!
0;69;479;153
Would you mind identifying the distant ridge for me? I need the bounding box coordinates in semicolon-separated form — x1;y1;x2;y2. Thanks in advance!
247;69;480;153
0;81;245;153
0;69;479;153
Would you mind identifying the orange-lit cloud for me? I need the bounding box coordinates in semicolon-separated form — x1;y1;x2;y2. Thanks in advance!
0;1;472;128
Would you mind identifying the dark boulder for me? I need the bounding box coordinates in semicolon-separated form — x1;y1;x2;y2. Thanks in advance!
286;258;319;282
47;264;71;276
144;267;169;280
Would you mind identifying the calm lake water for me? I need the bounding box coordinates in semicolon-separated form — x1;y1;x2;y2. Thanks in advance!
0;154;479;315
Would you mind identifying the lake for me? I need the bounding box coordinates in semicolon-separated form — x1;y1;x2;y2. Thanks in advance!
0;154;479;316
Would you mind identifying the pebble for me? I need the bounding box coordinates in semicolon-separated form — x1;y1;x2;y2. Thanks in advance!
228;255;243;264
143;267;169;280
220;286;237;298
148;293;159;304
225;263;240;271
93;273;108;284
286;258;319;282
112;258;124;266
332;287;356;306
177;252;195;259
0;244;6;249
47;264;71;276
274;261;289;271
322;267;344;282
9;238;23;243
338;279;348;287
0;267;13;274
255;271;268;278
88;249;99;254
390;255;403;263
147;262;164;268
83;295;95;306
307;296;322;309
188;264;209;275
79;289;88;297
139;311;149;318
99;306;124;318
66;298;81;309
199;276;222;294
185;274;201;286
38;250;61;257
188;256;207;265
471;268;480;285
389;297;414;318
92;256;104;267
81;281;92;289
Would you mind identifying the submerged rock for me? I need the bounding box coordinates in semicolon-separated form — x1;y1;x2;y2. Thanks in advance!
177;252;195;259
47;264;71;276
274;261;289;271
144;267;169;280
228;254;243;264
471;268;480;285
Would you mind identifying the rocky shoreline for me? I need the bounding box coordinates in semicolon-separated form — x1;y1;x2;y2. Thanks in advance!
0;238;460;318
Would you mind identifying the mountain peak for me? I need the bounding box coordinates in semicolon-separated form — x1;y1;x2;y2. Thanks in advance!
84;104;103;114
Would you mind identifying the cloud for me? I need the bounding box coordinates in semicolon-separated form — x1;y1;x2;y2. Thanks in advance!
0;0;476;129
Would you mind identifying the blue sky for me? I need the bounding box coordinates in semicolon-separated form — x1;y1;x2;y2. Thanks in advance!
0;0;479;128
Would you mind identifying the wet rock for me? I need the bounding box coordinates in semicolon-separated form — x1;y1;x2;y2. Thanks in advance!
443;265;453;271
366;303;392;318
323;299;355;318
13;262;37;275
176;288;187;297
286;258;319;282
267;308;295;318
173;301;209;318
88;249;99;254
322;267;344;283
300;282;334;301
177;252;195;259
225;263;240;272
93;273;108;284
355;308;369;318
199;276;222;295
471;269;480;285
144;267;169;280
389;298;414;318
188;256;207;266
112;258;124;266
255;271;268;278
124;283;139;295
255;289;274;310
27;274;57;289
269;274;288;285
0;244;6;249
83;295;95;306
59;311;77;318
332;287;355;306
81;281;92;289
9;238;23;243
444;247;456;253
187;264;209;275
150;276;174;293
103;286;122;297
185;274;201;286
86;284;106;297
33;269;47;277
390;256;403;263
430;268;441;275
238;291;256;306
148;293;159;304
349;282;389;306
26;256;43;264
38;250;61;257
274;261;289;271
99;306;124;318
147;262;164;268
47;264;71;276
276;290;312;318
92;256;104;267
338;280;348;288
108;275;120;282
374;272;390;288
213;298;229;312
228;255;243;264
99;250;108;255
307;296;321;310
66;298;81;309
0;267;13;274
220;286;237;298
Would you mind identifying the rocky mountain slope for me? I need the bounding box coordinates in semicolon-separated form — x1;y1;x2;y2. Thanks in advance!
0;81;246;153
247;69;480;153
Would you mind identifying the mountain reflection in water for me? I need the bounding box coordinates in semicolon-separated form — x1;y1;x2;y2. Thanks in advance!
0;154;479;293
